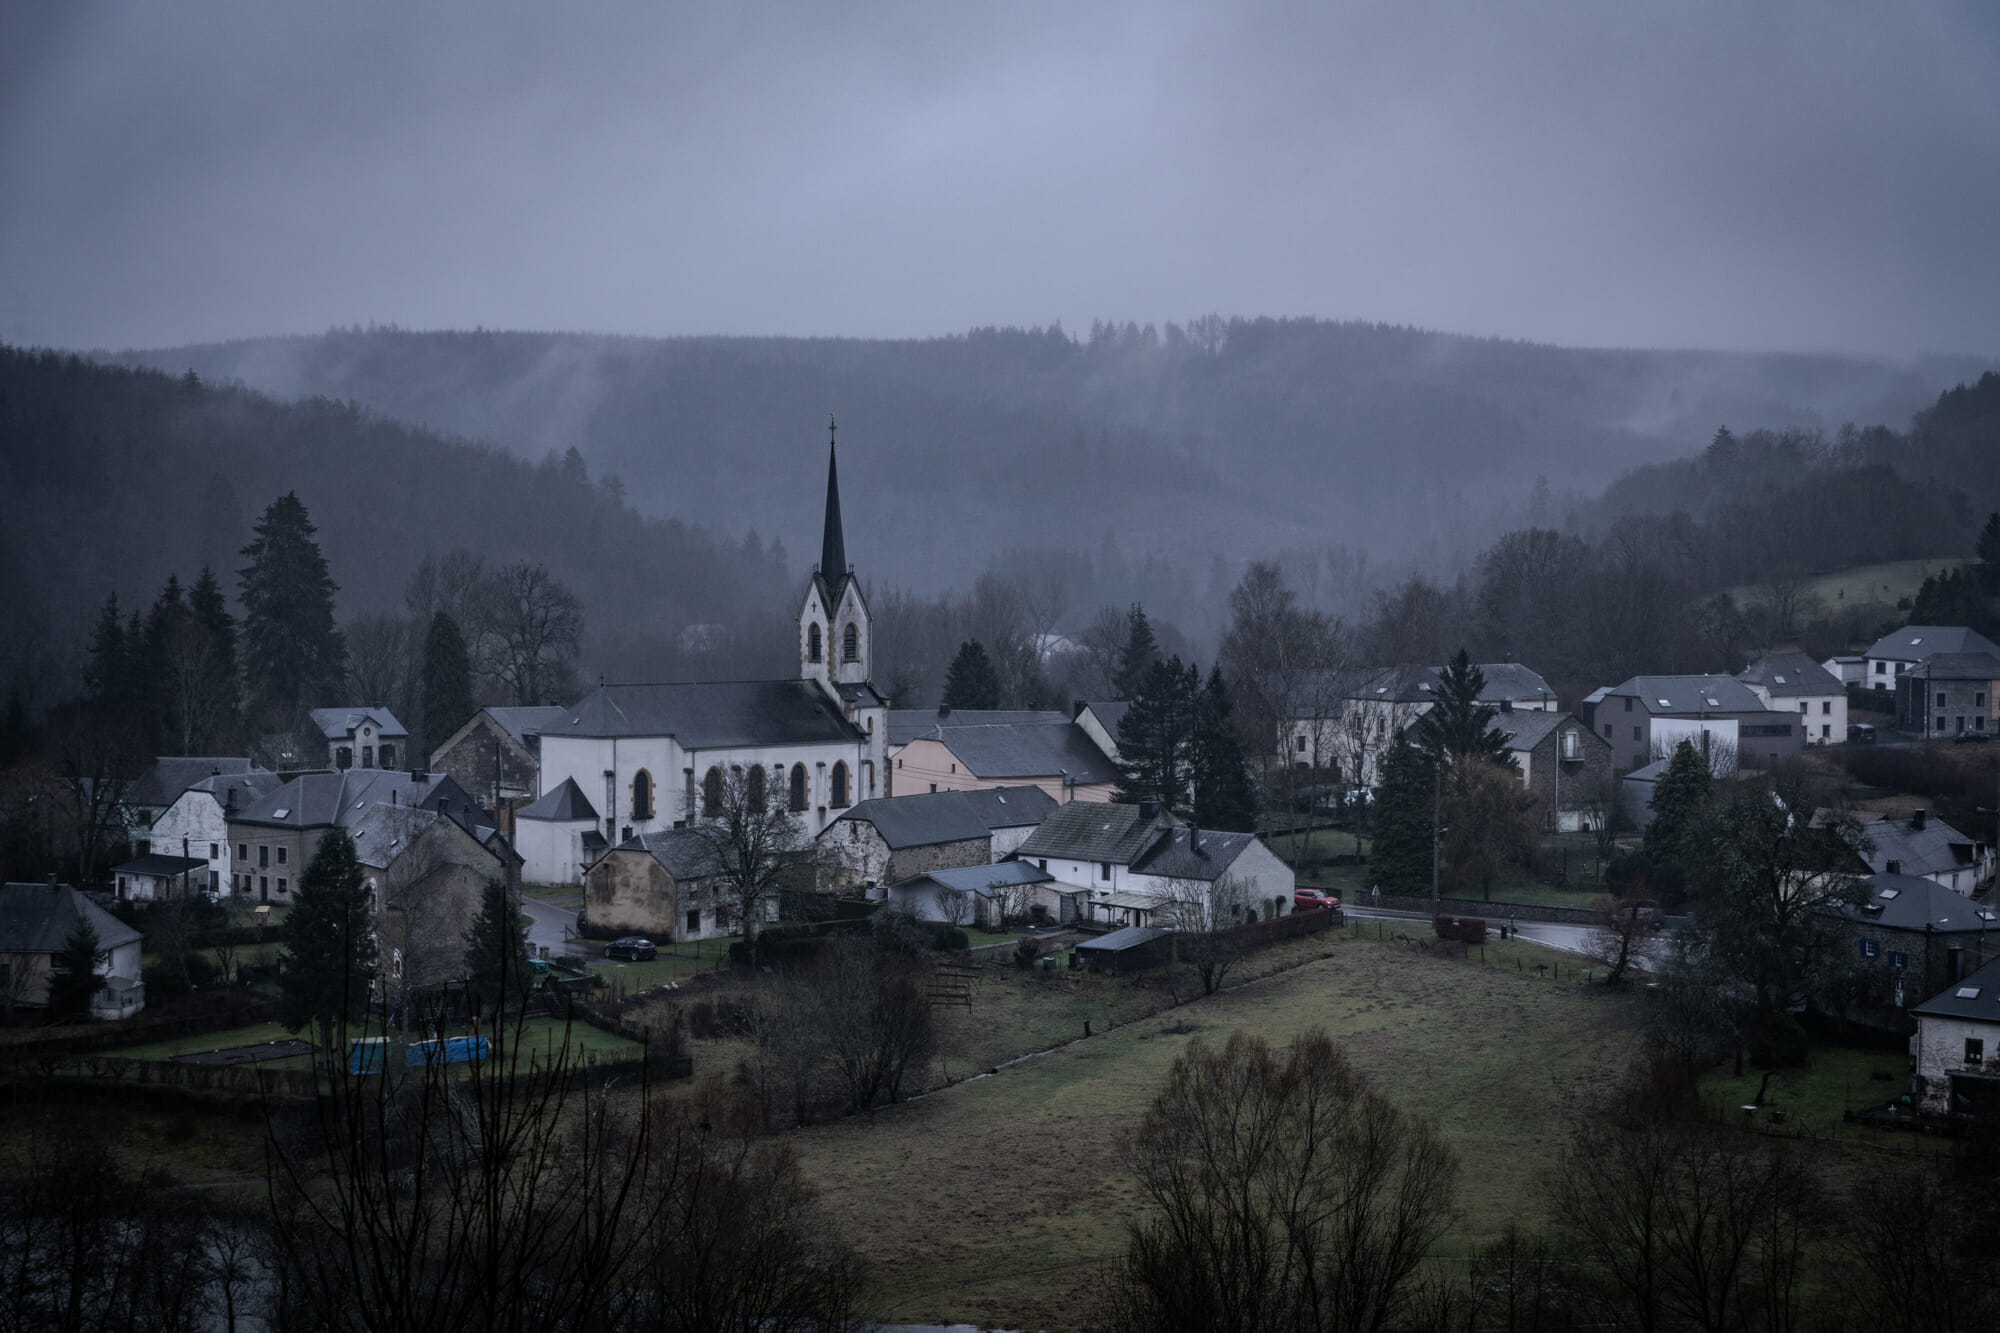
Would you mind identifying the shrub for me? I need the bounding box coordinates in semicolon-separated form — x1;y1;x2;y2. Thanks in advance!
930;926;969;952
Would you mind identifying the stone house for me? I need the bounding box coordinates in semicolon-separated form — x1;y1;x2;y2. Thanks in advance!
312;707;409;771
1491;711;1615;833
147;768;286;898
0;881;146;1018
1013;801;1295;927
1910;953;2000;1120
352;804;518;992
889;719;1118;803
1582;674;1800;775
428;705;570;807
818;785;1057;893
1737;652;1848;746
582;828;739;943
1894;651;2000;738
1864;625;2000;695
1832;808;1992;895
226;768;481;903
1832;873;2000;1024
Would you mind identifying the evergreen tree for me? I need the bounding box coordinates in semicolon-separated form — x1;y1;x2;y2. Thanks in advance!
462;878;533;1018
1979;512;2000;592
188;565;240;736
83;594;126;704
47;917;104;1022
1411;649;1516;769
420;611;477;754
1113;603;1161;700
1191;666;1259;832
1370;734;1435;896
239;492;346;731
1115;656;1200;810
1644;739;1714;879
941;639;1002;710
277;829;378;1052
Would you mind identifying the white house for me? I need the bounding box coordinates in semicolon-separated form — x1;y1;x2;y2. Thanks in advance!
536;431;888;843
147;768;286;897
513;777;606;887
1910;954;2000;1119
312;706;410;771
0;881;146;1018
1288;662;1557;787
1864;625;2000;694
1012;801;1295;928
887;860;1055;929
1737;652;1847;746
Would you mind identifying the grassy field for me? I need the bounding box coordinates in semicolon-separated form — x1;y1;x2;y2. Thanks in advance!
786;929;1639;1330
1278;826;1619;910
1700;1044;1914;1141
1727;557;1967;611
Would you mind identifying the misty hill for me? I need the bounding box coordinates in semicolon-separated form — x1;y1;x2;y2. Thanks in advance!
116;322;1989;596
0;347;793;700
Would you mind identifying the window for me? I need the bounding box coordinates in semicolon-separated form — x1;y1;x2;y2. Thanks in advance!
862;760;874;797
1603;724;1612;739
1937;691;1948;708
259;876;268;898
702;767;723;818
209;871;218;892
1875;661;1885;674
277;846;287;865
1822;701;1832;714
259;845;269;867
209;842;218;859
1822;725;1831;739
1938;717;1947;733
238;843;247;861
336;746;352;769
808;623;822;663
842;622;858;662
1100;862;1112;881
380;744;395;769
830;762;850;808
687;910;700;935
276;878;287;894
362;746;374;768
746;765;765;811
1968;1037;1985;1066
789;764;808;813
633;769;654;820
1798;701;1808;713
1632;727;1641;742
1561;730;1579;760
1980;692;1989;707
1297;735;1307;752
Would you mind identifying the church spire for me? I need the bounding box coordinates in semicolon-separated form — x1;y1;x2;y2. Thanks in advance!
819;413;847;585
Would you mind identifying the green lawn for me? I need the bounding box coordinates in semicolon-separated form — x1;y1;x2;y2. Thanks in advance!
788;930;1636;1330
1728;556;1967;611
588;935;742;992
1700;1044;1913;1141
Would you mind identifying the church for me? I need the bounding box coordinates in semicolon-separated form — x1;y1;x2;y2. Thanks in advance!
524;426;888;879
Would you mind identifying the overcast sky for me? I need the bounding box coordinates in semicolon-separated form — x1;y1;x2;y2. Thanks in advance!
2;1;1996;358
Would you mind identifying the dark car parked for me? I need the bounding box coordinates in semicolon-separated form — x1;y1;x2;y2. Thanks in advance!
603;937;658;961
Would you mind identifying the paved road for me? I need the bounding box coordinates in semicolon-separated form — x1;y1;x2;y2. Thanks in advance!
520;893;593;961
1343;904;1597;957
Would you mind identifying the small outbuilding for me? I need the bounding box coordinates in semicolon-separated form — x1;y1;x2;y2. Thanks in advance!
1073;925;1172;975
886;860;1054;929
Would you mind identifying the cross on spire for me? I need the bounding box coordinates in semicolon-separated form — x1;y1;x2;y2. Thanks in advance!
819;417;847;582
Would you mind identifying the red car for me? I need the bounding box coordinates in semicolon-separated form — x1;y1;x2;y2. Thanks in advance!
1293;889;1340;912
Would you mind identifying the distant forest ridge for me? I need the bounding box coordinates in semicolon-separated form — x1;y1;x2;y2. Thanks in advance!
111;320;1990;599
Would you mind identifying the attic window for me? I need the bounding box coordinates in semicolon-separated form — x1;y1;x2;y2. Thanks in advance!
1958;987;1981;999
1982;911;1998;922
1878;888;1901;900
1773;675;1786;684
1419;683;1433;692
355;799;367;810
272;807;289;818
1375;687;1388;695
1705;698;1721;708
1657;699;1671;707
1912;636;1924;645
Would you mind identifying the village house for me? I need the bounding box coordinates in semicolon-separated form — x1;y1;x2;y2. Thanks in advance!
312;706;409;771
1288;662;1557;788
1894;651;2000;738
109;853;209;902
1909;953;2000;1121
146;767;286;898
818;785;1056;894
353;803;521;991
888;715;1118;803
1737;652;1848;746
537;435;888;841
512;777;606;887
886;860;1055;929
1012;800;1295;928
1490;710;1614;832
1833;872;2000;1022
123;755;274;859
225;768;482;902
1582;674;1800;775
1819;808;1993;895
581;827;738;943
0;881;146;1018
1865;625;2000;694
428;704;571;807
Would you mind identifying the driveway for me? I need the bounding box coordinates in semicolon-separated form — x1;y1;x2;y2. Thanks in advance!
520;892;594;960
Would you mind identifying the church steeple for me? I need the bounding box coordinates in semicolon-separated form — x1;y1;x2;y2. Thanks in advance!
819;414;846;587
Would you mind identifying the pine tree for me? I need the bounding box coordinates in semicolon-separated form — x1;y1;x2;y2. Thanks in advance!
942;640;1001;710
188;565;240;740
47;917;105;1022
1113;604;1161;700
1370;734;1435;896
239;492;346;731
1411;649;1516;769
1192;666;1259;832
1979;512;2000;592
277;829;378;1052
1644;739;1714;876
420;611;477;755
1115;656;1200;810
83;594;126;704
462;878;533;1018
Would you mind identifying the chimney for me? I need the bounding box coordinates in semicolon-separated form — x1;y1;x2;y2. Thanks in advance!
411;768;427;783
1949;945;1966;983
1886;859;1901;875
1913;809;1927;831
1189;823;1203;855
1139;798;1159;821
938;705;952;722
47;872;58;890
1072;698;1085;720
225;785;237;813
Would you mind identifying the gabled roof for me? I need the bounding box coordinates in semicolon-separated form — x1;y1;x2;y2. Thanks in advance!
1077;701;1131;733
1602;674;1770;715
925;722;1119;784
483;706;572;747
611;828;722;881
347;804;442;870
183;769;286;809
1075;925;1166;952
899;860;1053;899
310;707;409;741
111;854;208;879
1319;663;1552;708
1129;827;1264;882
1912;953;2000;1022
1832;873;1998;935
1490;710;1575;752
887;708;1068;746
1866;625;2000;663
126;756;271;809
232;769;468;831
517;777;600;823
831;787;1057;850
1474;663;1556;703
0;882;143;955
1017;801;1174;864
1838;810;1984;879
1737;653;1842;697
557;681;864;748
1912;651;2000;681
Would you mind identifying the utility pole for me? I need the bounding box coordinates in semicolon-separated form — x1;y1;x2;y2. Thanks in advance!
1431;756;1442;918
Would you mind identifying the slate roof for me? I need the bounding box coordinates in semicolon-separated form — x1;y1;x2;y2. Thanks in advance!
1834;873;1998;935
1866;625;2000;663
1474;663;1556;703
1075;925;1166;953
1017;801;1174;863
232;769;468;831
900;861;1053;899
347;804;443;870
111;854;208;879
887;708;1068;746
1326;663;1553;707
831;786;1056;850
126;756;271;809
0;882;143;955
613;828;723;881
558;681;865;748
928;723;1120;784
1912;651;2000;681
517;777;600;823
1129;826;1263;881
1603;674;1770;714
311;707;409;741
483;706;572;747
1078;701;1130;733
1737;653;1842;698
184;769;286;810
1491;710;1570;751
1911;954;2000;1022
1845;810;1984;879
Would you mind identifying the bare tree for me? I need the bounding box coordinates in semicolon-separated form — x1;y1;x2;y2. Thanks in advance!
344;611;416;717
931;884;971;929
1099;1028;1459;1333
1583;903;1651;987
677;765;818;954
47;700;143;886
489;562;584;706
813;938;936;1113
1156;872;1255;995
984;876;1034;929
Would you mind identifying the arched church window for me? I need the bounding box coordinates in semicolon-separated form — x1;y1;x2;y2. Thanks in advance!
788;763;808;813
842;623;858;663
746;765;765;812
830;762;850;808
808;623;822;663
702;767;723;818
632;769;654;820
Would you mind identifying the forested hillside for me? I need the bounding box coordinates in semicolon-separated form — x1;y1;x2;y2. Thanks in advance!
116;322;1987;606
0;348;793;707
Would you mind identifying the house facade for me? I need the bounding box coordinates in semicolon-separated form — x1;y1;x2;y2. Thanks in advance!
1493;711;1615;832
886;860;1054;929
110;853;209;902
513;777;605;886
1894;651;2000;738
147;769;285;898
818;786;1057;893
1910;954;2000;1119
582;828;739;942
1840;808;1992;895
354;804;518;991
1582;674;1800;774
225;769;479;902
429;705;570;806
311;707;409;771
1013;801;1295;928
0;881;146;1018
889;722;1118;804
1288;662;1556;788
1865;625;2000;694
1737;653;1847;746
